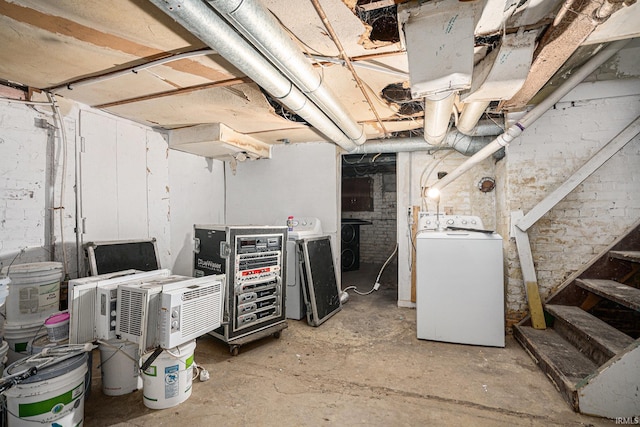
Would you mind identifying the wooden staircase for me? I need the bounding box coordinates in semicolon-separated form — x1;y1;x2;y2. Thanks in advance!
514;223;640;419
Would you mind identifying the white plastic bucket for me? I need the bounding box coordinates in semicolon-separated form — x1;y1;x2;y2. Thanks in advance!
142;340;196;409
2;262;62;324
27;333;62;355
0;340;8;373
0;276;10;307
3;351;88;426
44;312;70;342
98;339;142;396
3;321;44;365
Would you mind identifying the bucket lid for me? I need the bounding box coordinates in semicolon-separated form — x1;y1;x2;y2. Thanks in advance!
2;261;63;274
45;311;70;325
5;349;87;383
3;320;45;332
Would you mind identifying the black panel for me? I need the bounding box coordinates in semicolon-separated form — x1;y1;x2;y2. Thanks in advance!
88;240;159;275
300;236;341;326
194;227;226;277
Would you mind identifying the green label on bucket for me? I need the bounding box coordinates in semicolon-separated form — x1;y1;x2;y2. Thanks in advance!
18;381;84;418
186;354;194;369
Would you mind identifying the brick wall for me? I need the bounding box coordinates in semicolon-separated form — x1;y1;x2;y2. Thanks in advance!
343;172;397;265
0;103;52;267
498;93;640;321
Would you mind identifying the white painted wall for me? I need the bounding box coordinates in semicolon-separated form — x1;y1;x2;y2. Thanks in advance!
224;142;341;272
168;150;225;276
396;150;498;307
0;98;225;278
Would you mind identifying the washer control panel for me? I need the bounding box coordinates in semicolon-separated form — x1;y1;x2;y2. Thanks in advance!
418;212;485;231
284;216;323;240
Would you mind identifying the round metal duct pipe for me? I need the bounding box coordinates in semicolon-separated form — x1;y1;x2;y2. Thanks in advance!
430;38;632;193
148;0;359;152
207;0;366;145
349;131;496;156
457;101;492;135
423;92;456;145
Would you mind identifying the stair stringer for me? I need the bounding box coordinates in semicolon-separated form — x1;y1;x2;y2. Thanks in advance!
577;340;640;419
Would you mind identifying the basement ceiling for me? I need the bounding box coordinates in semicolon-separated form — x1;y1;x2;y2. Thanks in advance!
0;0;638;159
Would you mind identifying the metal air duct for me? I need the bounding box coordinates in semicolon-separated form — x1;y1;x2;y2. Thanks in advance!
349;130;497;156
429;39;632;194
207;0;366;145
148;0;359;152
423;93;456;145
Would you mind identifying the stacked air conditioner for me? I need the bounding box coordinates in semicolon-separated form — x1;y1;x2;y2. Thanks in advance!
68;269;224;402
68;269;225;352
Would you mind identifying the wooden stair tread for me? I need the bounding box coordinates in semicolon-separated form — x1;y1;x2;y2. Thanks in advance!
609;250;640;263
576;279;640;311
514;325;597;382
545;304;634;357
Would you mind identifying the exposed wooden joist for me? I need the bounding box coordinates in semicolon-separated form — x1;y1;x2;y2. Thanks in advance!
502;0;625;110
0;0;233;85
356;0;409;12
93;76;252;109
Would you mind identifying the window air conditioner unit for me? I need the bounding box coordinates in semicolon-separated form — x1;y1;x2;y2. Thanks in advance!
158;275;225;349
116;275;193;352
68;269;171;344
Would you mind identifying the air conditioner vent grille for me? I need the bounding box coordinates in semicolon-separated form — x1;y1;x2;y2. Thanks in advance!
182;282;220;301
118;289;144;337
181;293;223;337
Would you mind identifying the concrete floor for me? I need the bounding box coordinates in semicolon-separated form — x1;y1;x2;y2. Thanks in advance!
84;264;611;426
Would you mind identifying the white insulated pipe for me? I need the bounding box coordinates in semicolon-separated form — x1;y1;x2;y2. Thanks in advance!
457;101;491;135
423;92;456;145
350;131;495;155
207;0;366;145
148;0;359;152
429;38;632;193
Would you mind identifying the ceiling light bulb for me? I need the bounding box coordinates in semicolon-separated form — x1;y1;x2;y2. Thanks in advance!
427;188;440;199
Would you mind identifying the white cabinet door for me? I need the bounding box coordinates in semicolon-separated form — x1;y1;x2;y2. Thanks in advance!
79;110;148;242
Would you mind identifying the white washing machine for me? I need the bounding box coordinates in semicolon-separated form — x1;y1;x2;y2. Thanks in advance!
284;217;323;320
416;213;505;347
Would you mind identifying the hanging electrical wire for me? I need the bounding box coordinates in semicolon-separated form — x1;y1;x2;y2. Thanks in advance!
342;243;398;297
46;93;70;278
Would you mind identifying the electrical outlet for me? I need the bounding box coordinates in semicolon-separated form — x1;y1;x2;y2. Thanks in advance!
407;206;413;217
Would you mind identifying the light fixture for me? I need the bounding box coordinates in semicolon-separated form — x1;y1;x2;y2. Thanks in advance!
426;187;441;199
